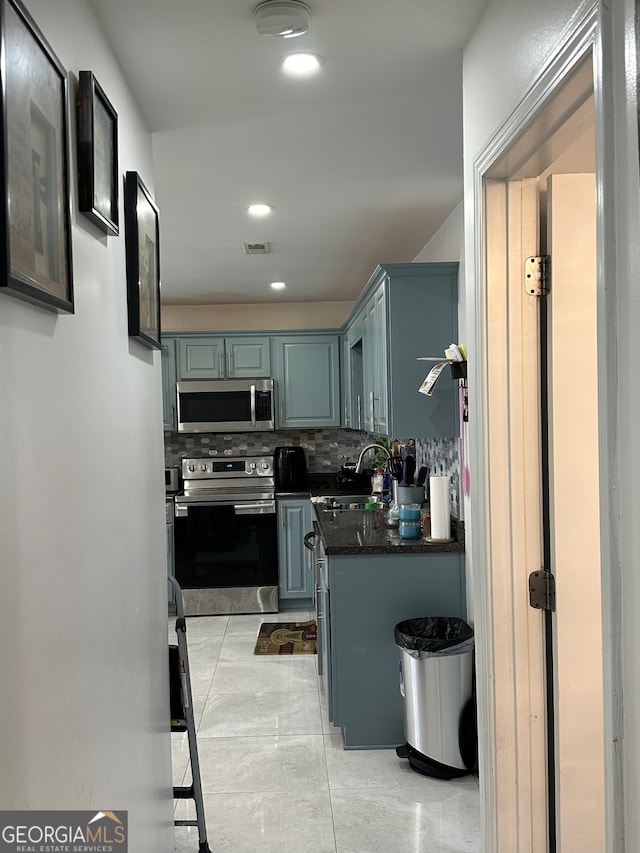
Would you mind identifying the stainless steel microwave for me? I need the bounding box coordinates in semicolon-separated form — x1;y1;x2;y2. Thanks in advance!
176;378;275;433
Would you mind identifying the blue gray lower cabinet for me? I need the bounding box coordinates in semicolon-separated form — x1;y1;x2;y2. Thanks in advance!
277;497;314;606
325;551;466;749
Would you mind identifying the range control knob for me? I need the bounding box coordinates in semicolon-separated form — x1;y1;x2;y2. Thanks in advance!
200;464;208;472
248;461;257;470
188;463;197;472
260;460;270;470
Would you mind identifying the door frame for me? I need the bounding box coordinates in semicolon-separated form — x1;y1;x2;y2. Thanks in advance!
468;4;622;851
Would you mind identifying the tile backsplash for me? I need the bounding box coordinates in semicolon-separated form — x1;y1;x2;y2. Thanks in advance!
165;429;459;515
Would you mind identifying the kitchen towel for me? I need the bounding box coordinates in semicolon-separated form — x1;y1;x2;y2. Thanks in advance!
429;476;451;540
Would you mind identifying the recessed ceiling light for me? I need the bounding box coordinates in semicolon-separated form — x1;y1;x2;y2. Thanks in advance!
247;203;273;216
281;52;324;75
270;281;286;290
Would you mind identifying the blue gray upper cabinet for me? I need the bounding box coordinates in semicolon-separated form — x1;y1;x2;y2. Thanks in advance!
344;263;459;438
273;335;341;428
177;335;271;379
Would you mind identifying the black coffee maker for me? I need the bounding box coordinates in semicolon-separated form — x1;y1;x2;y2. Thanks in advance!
274;446;308;491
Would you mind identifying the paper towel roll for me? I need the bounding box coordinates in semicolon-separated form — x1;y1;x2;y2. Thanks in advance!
429;476;451;540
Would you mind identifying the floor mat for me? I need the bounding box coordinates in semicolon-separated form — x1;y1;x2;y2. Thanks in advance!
253;620;317;655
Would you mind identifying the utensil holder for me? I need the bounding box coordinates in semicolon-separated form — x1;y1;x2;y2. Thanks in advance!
396;485;425;505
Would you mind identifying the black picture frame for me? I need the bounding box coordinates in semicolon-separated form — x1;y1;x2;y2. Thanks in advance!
124;171;161;349
77;70;119;236
0;0;74;312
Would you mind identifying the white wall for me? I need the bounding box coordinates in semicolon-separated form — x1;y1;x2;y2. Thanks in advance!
162;300;353;331
412;202;463;264
463;0;639;849
161;204;467;334
0;1;173;848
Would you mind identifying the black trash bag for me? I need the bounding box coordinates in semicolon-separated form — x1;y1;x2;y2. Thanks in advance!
394;616;474;659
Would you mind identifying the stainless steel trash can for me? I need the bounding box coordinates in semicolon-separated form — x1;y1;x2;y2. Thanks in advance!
395;616;476;779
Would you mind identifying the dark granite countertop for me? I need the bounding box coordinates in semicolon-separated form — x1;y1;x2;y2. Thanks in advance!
314;507;465;556
276;473;371;500
275;474;464;555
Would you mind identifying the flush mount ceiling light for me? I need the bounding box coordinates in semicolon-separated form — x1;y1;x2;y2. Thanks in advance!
246;203;273;216
270;281;286;290
254;1;310;38
280;52;324;75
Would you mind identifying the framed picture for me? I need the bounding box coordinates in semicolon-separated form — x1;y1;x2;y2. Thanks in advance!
77;70;119;235
0;0;74;312
124;171;161;349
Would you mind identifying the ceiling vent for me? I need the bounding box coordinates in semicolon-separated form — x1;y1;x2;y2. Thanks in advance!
254;1;310;38
243;242;271;255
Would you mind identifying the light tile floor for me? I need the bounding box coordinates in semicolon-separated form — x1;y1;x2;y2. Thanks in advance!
171;609;480;853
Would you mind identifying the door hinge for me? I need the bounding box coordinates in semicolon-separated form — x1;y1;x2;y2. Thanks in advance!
529;570;556;612
525;255;550;297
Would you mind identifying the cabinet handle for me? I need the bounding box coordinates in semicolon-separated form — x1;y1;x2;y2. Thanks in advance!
227;351;232;376
218;352;223;376
370;391;375;430
357;395;362;430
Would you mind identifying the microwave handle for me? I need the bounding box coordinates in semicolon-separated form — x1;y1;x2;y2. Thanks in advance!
250;384;256;427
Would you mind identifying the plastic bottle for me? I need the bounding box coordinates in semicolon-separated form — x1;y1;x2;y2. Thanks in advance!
371;468;384;495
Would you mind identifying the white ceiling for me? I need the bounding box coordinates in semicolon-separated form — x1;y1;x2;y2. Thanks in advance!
88;0;486;306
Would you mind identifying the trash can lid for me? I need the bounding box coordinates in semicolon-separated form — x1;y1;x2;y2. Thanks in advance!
394;616;473;653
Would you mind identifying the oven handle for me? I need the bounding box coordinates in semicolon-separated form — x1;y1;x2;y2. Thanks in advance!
175;500;275;517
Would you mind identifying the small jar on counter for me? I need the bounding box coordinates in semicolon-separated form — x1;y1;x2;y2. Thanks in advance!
399;520;421;539
398;503;421;522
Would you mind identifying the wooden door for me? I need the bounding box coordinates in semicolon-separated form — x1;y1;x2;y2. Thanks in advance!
545;172;605;852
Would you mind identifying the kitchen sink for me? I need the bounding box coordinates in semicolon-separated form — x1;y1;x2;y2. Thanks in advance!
312;494;377;511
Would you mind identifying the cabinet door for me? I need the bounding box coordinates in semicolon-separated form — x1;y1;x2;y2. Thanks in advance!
274;335;341;428
341;334;351;427
278;499;314;601
385;263;458;438
319;554;334;719
362;293;386;433
348;320;365;431
370;285;388;434
227;337;271;377
161;338;177;430
176;335;271;378
177;336;225;378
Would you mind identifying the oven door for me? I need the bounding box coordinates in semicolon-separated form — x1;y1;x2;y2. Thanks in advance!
173;498;278;615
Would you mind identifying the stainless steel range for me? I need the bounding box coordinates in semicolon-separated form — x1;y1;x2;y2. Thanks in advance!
173;455;278;616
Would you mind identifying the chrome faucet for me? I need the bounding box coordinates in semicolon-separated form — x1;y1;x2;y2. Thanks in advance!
355;443;391;473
